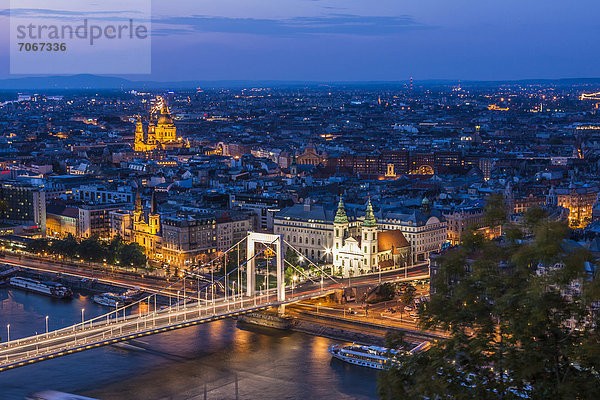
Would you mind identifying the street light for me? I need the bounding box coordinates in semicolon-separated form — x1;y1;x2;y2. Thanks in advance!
45;316;49;337
6;324;9;343
81;308;85;325
292;275;297;297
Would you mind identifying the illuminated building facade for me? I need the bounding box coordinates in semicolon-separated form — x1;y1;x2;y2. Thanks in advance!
0;182;46;233
110;191;219;268
333;199;411;277
296;143;327;166
443;206;485;245
275;198;442;273
134;102;187;152
554;184;599;228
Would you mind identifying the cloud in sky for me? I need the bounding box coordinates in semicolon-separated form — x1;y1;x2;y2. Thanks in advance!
153;13;428;38
0;8;147;19
0;0;599;80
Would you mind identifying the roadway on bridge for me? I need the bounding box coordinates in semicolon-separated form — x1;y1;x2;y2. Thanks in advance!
0;253;212;298
0;285;335;372
0;254;431;372
1;253;428;300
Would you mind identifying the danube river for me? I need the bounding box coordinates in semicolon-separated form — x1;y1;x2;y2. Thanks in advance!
0;287;378;399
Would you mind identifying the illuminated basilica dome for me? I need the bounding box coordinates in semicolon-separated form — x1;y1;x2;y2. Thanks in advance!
157;104;174;125
134;98;187;152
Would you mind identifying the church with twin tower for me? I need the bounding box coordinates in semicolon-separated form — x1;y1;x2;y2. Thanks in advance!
134;100;188;152
333;198;409;277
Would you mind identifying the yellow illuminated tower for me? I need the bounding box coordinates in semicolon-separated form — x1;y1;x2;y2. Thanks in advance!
134;116;146;151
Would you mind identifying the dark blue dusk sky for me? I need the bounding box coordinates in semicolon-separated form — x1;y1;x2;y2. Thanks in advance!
1;0;599;81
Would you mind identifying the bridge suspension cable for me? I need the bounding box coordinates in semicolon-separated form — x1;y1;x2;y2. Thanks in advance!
283;239;340;285
0;232;339;373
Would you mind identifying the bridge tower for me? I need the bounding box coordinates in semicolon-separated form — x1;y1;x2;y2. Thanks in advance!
246;232;285;301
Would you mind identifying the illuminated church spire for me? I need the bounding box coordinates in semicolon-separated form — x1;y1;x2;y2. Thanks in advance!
362;199;377;227
334;197;348;224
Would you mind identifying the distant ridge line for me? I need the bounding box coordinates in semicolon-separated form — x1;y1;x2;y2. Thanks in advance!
1;74;599;90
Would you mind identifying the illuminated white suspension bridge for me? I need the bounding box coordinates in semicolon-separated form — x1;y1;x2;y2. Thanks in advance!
580;92;600;100
0;232;342;372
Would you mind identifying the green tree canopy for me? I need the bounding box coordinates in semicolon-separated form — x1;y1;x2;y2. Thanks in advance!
379;282;396;302
285;248;299;266
27;238;49;254
120;242;147;269
106;235;125;264
379;203;600;399
49;234;78;259
78;236;107;263
483;193;508;228
284;264;305;285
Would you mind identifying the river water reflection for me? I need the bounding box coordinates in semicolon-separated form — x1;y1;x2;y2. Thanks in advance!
0;287;379;399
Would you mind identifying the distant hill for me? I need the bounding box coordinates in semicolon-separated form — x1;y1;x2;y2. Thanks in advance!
0;74;599;91
0;74;131;90
0;75;316;90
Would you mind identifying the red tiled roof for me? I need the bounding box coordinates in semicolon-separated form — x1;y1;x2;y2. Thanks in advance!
378;230;410;253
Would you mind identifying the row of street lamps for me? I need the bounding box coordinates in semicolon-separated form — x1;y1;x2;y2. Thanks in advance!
6;309;83;344
3;258;329;347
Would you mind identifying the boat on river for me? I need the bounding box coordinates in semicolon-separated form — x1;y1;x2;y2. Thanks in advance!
92;292;123;307
328;344;402;370
8;277;73;299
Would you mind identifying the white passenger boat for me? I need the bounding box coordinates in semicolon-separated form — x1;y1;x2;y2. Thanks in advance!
92;292;122;307
121;287;143;303
8;277;73;299
328;344;402;370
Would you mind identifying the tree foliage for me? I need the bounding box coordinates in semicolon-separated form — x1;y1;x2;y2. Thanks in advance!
107;235;125;264
379;202;600;400
25;234;146;270
285;265;304;285
379;282;396;302
399;285;417;305
26;239;48;254
120;242;147;269
79;236;106;263
285;248;299;266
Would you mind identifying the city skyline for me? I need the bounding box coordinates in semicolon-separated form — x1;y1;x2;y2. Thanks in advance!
1;1;600;399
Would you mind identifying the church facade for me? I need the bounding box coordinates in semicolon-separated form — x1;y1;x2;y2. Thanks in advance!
332;199;411;277
110;191;218;269
134;102;188;152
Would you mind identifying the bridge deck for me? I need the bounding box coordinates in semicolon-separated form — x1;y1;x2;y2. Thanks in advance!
0;290;332;373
